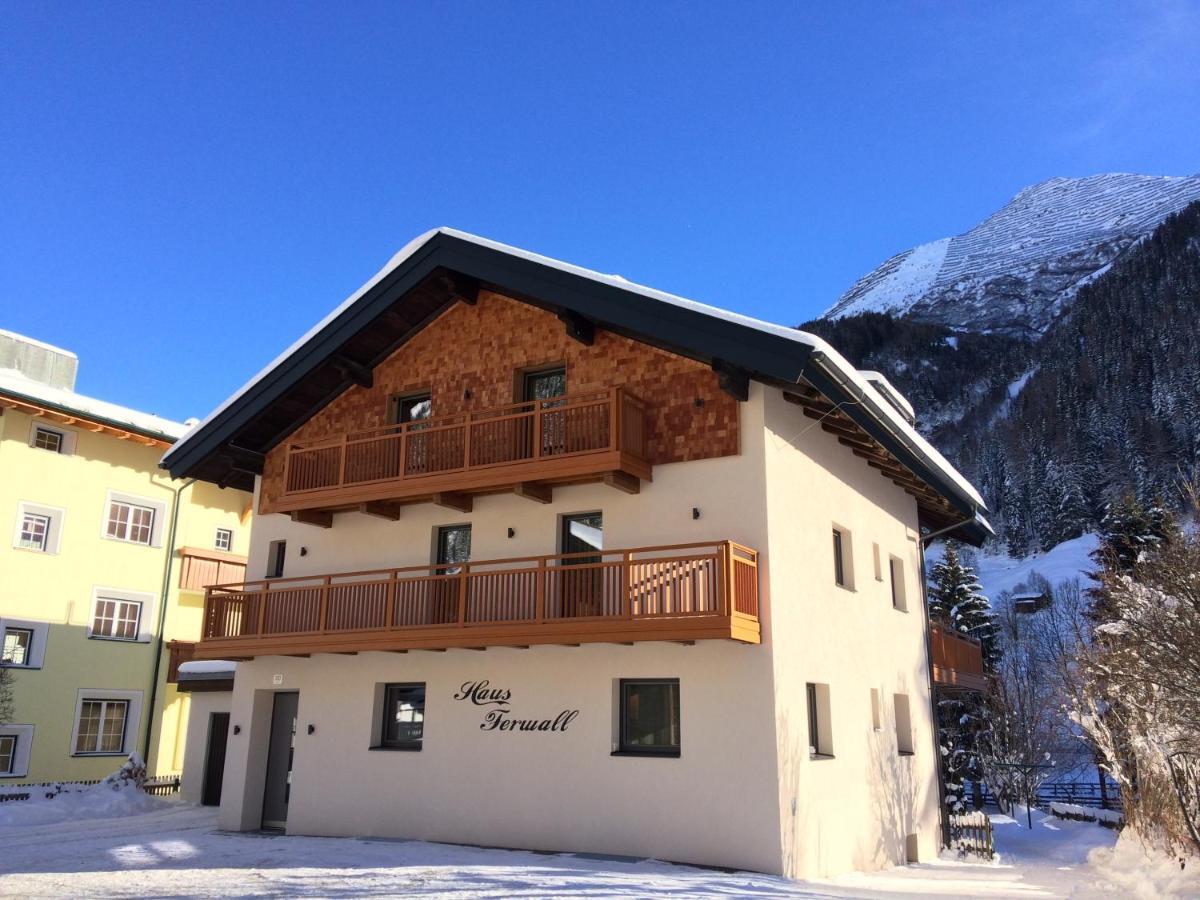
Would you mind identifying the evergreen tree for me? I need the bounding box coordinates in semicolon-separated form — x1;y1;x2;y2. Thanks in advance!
928;543;999;814
1090;493;1178;575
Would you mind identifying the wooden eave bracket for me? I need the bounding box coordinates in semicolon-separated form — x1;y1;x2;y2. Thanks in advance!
557;310;595;346
513;482;552;504
433;492;473;513
330;354;374;389
603;471;640;494
437;272;480;306
711;360;750;401
358;501;401;520
290;509;333;529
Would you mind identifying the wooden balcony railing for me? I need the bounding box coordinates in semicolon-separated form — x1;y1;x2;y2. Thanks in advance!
931;624;988;692
278;387;650;511
178;547;248;592
166;640;196;683
196;541;760;657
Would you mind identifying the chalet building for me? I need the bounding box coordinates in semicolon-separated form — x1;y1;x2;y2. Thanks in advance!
162;229;991;879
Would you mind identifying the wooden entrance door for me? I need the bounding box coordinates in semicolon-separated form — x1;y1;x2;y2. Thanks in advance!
201;712;230;807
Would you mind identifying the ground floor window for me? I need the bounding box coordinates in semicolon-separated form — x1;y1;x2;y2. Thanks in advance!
618;679;680;756
74;698;129;754
2;627;33;665
381;683;425;750
0;734;15;775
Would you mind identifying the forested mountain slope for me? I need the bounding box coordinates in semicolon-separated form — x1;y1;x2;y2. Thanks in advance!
804;200;1200;554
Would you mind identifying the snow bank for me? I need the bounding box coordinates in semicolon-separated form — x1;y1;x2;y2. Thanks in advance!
1087;828;1199;899
0;754;171;829
1050;801;1125;826
177;659;237;675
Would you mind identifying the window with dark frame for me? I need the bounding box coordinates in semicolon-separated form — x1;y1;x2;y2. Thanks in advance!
0;734;16;775
18;512;50;552
2;627;33;666
33;427;63;453
267;540;287;578
380;683;425;750
806;682;820;754
214;527;233;552
618;679;680;756
435;524;471;571
832;529;845;586
889;558;900;608
387;392;432;426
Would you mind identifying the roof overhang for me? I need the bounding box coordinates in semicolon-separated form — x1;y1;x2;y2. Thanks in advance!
162;229;992;545
0;390;174;448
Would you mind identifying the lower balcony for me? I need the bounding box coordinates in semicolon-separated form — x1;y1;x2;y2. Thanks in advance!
930;624;988;692
197;541;760;658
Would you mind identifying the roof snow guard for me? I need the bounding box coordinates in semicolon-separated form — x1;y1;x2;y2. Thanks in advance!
162;228;993;545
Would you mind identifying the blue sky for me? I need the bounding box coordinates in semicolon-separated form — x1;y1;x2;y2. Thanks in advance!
2;1;1198;421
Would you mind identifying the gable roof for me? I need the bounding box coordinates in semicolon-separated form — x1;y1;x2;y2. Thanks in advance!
162;228;992;544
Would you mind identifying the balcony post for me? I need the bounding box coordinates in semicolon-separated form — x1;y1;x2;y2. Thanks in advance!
202;587;213;639
255;585;268;636
319;576;331;632
457;565;469;626
622;550;633;620
533;402;543;459
384;574;396;629
721;542;734;617
610;387;621;452
399;427;408;478
535;557;546;623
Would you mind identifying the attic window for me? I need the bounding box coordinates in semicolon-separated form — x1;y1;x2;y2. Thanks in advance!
33;427;63;453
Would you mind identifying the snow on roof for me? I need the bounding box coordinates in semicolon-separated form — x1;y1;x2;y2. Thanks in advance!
0;328;77;359
857;370;916;423
164;228;986;512
0;366;189;441
178;660;238;676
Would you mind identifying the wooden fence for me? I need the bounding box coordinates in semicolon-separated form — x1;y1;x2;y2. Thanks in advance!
0;776;180;804
948;810;994;858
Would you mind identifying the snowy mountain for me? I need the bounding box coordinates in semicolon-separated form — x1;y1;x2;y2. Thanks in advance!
823;173;1200;335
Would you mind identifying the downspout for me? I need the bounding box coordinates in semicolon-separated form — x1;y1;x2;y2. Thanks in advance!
920;515;978;850
142;477;195;767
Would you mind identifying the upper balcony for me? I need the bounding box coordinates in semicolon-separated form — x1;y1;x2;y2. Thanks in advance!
178;546;248;592
276;388;651;518
195;540;760;659
930;624;988;692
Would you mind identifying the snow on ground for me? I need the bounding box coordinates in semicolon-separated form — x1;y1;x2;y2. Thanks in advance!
3;802;1193;899
929;533;1100;599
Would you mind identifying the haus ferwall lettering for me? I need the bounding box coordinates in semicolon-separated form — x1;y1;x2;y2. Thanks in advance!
453;679;580;733
258;291;739;513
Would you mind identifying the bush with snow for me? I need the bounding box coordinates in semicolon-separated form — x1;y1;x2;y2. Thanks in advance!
0;753;168;828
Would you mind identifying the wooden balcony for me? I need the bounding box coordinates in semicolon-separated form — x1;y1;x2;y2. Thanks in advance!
930;624;988;692
277;387;651;516
178;547;248;592
196;541;760;659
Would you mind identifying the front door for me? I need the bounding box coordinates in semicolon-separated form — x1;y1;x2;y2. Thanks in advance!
523;367;566;456
432;524;471;624
201;712;230;807
261;692;299;830
559;512;603;617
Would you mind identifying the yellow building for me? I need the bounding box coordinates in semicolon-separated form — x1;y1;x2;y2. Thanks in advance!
0;329;252;783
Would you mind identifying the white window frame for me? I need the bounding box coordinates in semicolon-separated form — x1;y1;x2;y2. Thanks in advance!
894;693;914;755
806;681;834;759
0;618;48;669
101;490;166;548
26;421;77;456
890;555;908;612
12;501;65;555
870;687;882;731
832;523;855;591
69;689;142;757
88;587;156;643
0;725;35;778
214;527;233;552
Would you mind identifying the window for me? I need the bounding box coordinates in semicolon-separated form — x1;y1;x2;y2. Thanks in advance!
872;543;883;581
379;683;426;750
617;679;680;756
0;734;15;775
214;528;233;552
807;682;833;758
894;693;914;755
12;502;64;554
106;500;155;545
17;512;50;551
387;392;432;426
74;699;129;754
890;556;908;611
266;540;287;578
91;597;142;640
521;367;566;403
32;427;63;453
870;688;882;731
832;527;854;589
2;627;33;666
435;525;471;571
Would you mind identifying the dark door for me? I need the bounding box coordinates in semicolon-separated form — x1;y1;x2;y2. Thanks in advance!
432;524;471;624
201;712;230;807
261;692;299;830
559;513;603;617
387;393;434;475
523;368;567;456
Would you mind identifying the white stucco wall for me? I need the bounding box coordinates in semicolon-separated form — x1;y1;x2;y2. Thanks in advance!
761;388;942;877
179;690;232;805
